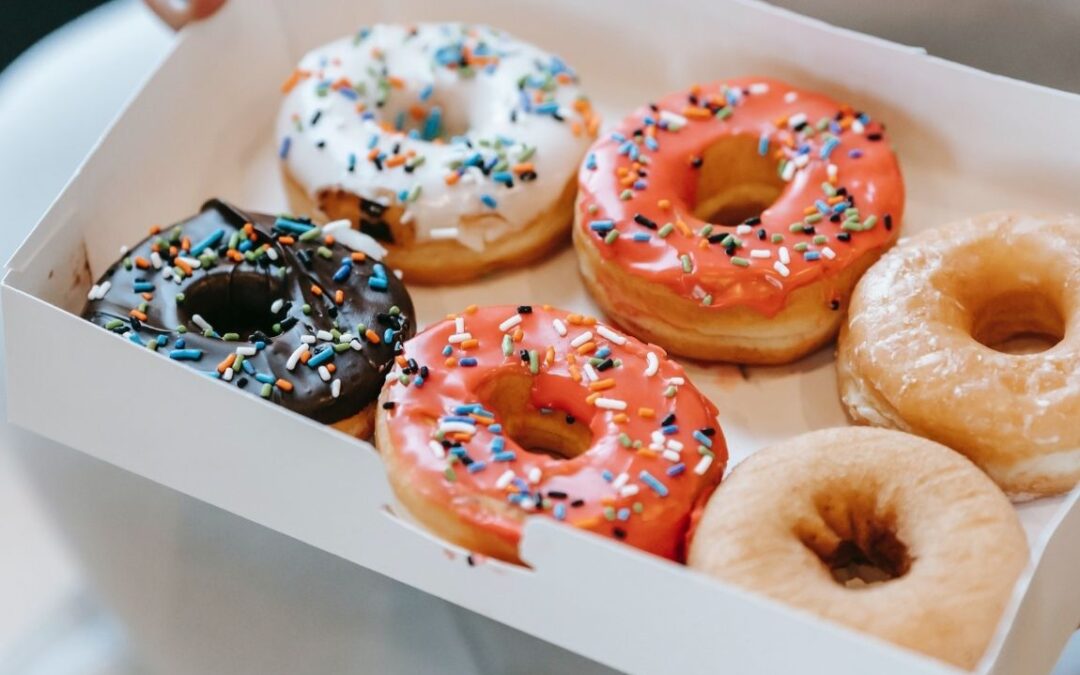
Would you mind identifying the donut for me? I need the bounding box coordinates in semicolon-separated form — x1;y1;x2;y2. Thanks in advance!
277;23;599;284
838;212;1080;499
574;77;904;364
82;199;415;437
688;427;1028;670
374;304;727;563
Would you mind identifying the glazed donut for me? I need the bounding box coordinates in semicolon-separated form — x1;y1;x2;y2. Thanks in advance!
82;199;415;438
574;77;904;364
277;23;599;284
838;212;1080;498
375;304;727;563
688;427;1028;670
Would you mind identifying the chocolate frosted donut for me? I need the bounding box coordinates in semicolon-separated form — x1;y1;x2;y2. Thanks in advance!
82;199;415;437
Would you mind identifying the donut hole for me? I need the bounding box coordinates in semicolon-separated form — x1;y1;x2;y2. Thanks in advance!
691;134;786;226
970;290;1065;355
377;93;470;141
479;371;593;460
797;495;910;588
181;272;282;338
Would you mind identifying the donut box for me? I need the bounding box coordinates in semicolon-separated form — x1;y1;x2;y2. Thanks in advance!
4;0;1079;672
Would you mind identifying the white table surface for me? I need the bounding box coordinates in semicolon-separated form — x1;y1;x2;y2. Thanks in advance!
0;2;1077;673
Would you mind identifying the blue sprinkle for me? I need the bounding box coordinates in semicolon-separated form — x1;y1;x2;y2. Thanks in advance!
492;171;513;186
639;470;669;497
307;346;334;367
338;87;358;101
632;232;651;242
666;463;686;477
190;228;225;256
422;106;442;140
255;373;275;384
480;194;497;209
645;136;659;151
460;357;478;367
804;251;822;261
127;333;144;347
465;152;483;167
595;346;611;359
254;341;266;351
384;328;395;343
662;424;678;435
467;461;487;474
278;137;291;159
535;101;559;115
419;83;434;101
488;423;503;434
413;375;424;387
858;113;871;125
554;503;567;520
507;493;523;505
492;451;516;462
442;416;476;424
602;469;614;482
692;430;713;448
450;446;467;458
133;281;154;293
394;110;406;132
333;265;351;282
274;217;314;234
849;149;864;159
442;345;453;356
347;153;357;171
832;201;849;214
610;132;627;142
820;137;840;160
454;404;482;414
397;189;409;202
512;478;529;492
758;133;770;156
815;199;830;215
492;436;505;453
633;179;647;190
175;338;186;349
617;140;634;156
589;220;614;232
169;349;203;361
241;359;255;375
238;240;253;253
368;277;389;291
155;335;167;347
372;263;387;279
585;153;597;170
617;508;631;521
367;134;379;149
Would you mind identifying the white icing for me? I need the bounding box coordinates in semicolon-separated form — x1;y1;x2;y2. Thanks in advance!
277;24;593;251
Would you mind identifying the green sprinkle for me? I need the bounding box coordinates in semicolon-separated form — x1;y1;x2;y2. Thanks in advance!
176;325;187;334
731;256;750;267
518;146;536;162
821;182;836;197
720;233;736;248
272;323;282;334
603;506;616;521
123;257;132;271
715;107;733;120
700;224;714;237
444;467;457;482
703;295;713;306
104;319;124;330
234;354;244;371
222;332;240;341
618;433;632;448
317;246;333;259
604;230;619;245
794;242;809;252
842;221;862;232
389;306;400;316
502;334;513;356
587;203;598;214
333;342;351;353
863;215;878;229
657;223;674;238
789;222;804;232
356;322;366;334
620;189;633;200
203;329;214;337
771;233;784;244
813;234;828;245
528;349;539;375
302;303;312;315
632;502;644;514
298;226;322;242
260;383;273;398
805;213;823;224
680;254;693;273
663;385;677;398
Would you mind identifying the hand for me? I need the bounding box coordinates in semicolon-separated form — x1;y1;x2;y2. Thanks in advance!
144;0;227;30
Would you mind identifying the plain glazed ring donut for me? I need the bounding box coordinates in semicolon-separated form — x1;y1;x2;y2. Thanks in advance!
838;212;1080;498
574;77;904;364
278;23;598;284
688;427;1028;670
375;304;727;564
82;199;415;438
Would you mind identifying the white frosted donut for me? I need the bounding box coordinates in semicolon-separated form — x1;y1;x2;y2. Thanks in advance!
277;23;598;283
688;427;1028;670
837;212;1080;498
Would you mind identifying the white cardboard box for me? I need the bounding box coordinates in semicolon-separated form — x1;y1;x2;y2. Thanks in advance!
4;0;1079;672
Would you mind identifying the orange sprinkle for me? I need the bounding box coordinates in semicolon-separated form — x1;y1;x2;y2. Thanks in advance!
658;199;671;210
395;355;408;367
311;284;323;296
444;172;460;185
278;235;295;245
461;339;479;350
445;357;458;367
512;327;524;342
613;413;629;424
469;414;493;425
385;154;407;168
134;256;150;269
226;250;245;262
682;106;712;120
675;219;692;236
569;365;582;383
637;448;659;459
324;234;335;246
280;69;309;94
465;304;478;314
638;407;655;418
365;329;381;344
326;363;336;374
216;353;236;374
570;121;583;137
128;309;147;321
140;292;153;301
589;378;616;391
300;351;312;364
585;392;601;405
275;379;294;392
181;237;191;251
576;341;596;355
350;252;366;262
148;225;161;235
512;162;535;174
387;76;406;89
334;290;344;305
175;258;193;275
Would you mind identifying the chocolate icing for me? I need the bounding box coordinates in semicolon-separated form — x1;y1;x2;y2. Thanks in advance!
82;199;414;424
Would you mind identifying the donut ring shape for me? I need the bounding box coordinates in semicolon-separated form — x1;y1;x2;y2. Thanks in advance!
375;304;727;563
278;23;598;283
574;77;904;364
838;212;1080;498
688;427;1028;670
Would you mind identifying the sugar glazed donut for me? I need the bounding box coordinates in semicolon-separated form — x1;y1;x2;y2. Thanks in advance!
838;212;1080;498
82;199;415;437
574;77;904;364
375;305;727;563
689;427;1028;670
278;24;599;284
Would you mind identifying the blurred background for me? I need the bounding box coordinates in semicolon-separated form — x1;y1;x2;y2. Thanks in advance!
0;1;1078;673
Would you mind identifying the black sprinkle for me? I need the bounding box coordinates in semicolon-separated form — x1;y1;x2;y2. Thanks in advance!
690;156;703;169
571;499;585;508
613;527;627;540
743;216;761;226
661;413;676;427
829;299;841;310
517;305;533;314
382;401;395;410
548;490;568;499
310;110;322;126
633;214;658;230
596;358;614;371
237;377;249;388
466;554;476;566
701;427;716;437
867;133;883;142
565;415;575;425
837;232;852;242
884;214;893;231
315;140;326;149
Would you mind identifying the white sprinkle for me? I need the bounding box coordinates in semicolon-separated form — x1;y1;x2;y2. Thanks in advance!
552;319;567;337
779;246;791;264
659;110;688;130
429;441;447;460
495;469;515;489
787;112;808;130
400;211;414;225
827;163;838;182
570;331;593;348
694;455;714;475
781;161;796;182
619;484;640;498
318;365;331;382
651;430;666;446
784;91;798;103
438;421;476;435
192;314;212;332
498;314;522;332
644;352;659;377
316;330;334;341
669;376;685;386
222;367;234;382
331;378;342;398
822;246;836;260
527;467;542;484
766;275;784;290
338;332;355;343
266;248;279;261
162;267;173;280
612;472;629;490
793;153;810;168
150;251;163;269
324;224;387;260
350;339;363;351
323;219;353;233
393;269;404;279
430;227;460;240
774;261;791;277
301;334;316;344
177;256;201;269
286;344;308;370
749;82;769;95
119;245;129;255
735;224;752;235
448;332;472;344
666;439;683;452
454;317;465;334
519;497;536;511
271;298;284;314
596;325;626;345
662;449;681;463
86;284;100;301
750;249;771;259
235;346;257;357
852;119;865;134
97;280;112;299
595;397;627;411
583;362;599;382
